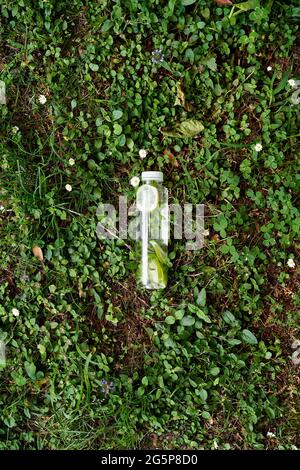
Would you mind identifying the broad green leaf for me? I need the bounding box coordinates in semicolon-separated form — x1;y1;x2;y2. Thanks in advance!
273;72;289;96
227;338;242;346
210;367;220;376
117;134;126;146
113;123;122;135
89;63;99;72
197;288;206;307
223;310;236;325
241;329;258;345
158;375;164;388
175;310;184;320
112;109;123;120
162;119;204;138
11;371;26;387
4;417;16;428
206;57;217;72
199;389;208;401
202;266;217;276
165;316;176;325
214;84;222;96
202;411;211;420
181;315;195;326
101;19;112;32
142;376;148;386
234;0;260;12
25;361;36;380
196;309;211;323
37;344;46;356
164;337;176;348
266;406;276;419
202;7;210;19
182;0;197;5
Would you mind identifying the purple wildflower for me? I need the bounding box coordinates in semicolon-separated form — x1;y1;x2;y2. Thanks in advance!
100;379;114;395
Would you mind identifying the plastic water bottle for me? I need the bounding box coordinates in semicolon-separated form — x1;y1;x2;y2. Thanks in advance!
136;171;169;289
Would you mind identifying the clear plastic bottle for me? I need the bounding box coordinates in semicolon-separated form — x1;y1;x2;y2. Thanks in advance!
136;171;169;289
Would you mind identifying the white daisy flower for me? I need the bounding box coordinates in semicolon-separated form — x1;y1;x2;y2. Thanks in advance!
12;308;20;317
65;184;72;192
288;79;297;89
287;258;295;268
68;158;75;166
267;66;272;71
0;205;4;212
130;176;140;188
38;94;47;104
139;149;148;159
254;143;263;152
12;126;19;134
204;229;210;237
267;432;276;438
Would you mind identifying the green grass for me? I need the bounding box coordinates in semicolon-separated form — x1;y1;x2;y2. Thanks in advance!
0;0;299;450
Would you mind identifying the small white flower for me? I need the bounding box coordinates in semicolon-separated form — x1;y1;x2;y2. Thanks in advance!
38;94;47;104
130;176;140;188
204;229;210;237
12;126;19;134
68;158;75;166
267;432;276;438
287;258;295;268
0;205;4;212
139;149;148;159
288;79;297;89
254;143;263;152
12;308;20;317
267;66;272;71
65;184;72;192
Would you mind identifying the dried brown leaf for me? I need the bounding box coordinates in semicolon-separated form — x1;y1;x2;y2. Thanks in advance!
174;82;194;112
32;245;44;262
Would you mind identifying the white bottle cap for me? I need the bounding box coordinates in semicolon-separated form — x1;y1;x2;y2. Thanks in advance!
141;171;163;182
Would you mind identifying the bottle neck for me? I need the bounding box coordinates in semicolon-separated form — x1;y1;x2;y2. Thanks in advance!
143;179;162;185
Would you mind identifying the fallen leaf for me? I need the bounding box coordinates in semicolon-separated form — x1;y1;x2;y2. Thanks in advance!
162;119;204;138
214;0;233;5
174;83;185;107
32;245;44;262
174;82;194;112
212;234;220;241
